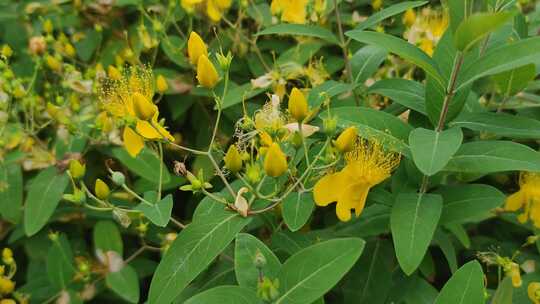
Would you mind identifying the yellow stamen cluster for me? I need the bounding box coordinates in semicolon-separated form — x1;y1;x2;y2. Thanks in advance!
344;138;401;185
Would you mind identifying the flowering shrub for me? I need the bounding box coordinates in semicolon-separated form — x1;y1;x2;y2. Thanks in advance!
1;0;540;303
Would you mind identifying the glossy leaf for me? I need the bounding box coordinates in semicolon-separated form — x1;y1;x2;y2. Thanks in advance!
46;234;75;289
148;198;251;304
368;79;426;114
351;45;388;84
24;167;69;236
353;1;428;31
451;112;540;139
256;24;339;44
391;193;443;275
454;12;514;51
445;141;540;173
492;64;536;96
409;127;463;176
106;265;140;303
93;221;124;255
274;238;365;304
135;192;173;227
184;286;262;304
111;147;171;183
434;261;485;304
0;163;23;223
282;192;315;232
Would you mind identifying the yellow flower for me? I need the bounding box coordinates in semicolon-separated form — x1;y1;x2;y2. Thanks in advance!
288;87;308;122
196;55;219;88
107;65;122;80
259;131;273;147
206;0;223;22
528;282;540;304
136;119;175;141
281;0;308;24
224;145;243;173
403;9;416;27
215;0;232;9
270;0;288;14
69;159;86;179
181;0;203;13
1;249;13;265
508;262;522;287
156;75;168;93
420;38;434;57
132;92;157;121
95;179;110;200
0;277;14;295
334;126;357;153
0;299;16;304
123;127;145;157
505;172;540;227
188;31;208;65
45;55;61;71
371;0;383;10
264;143;288;177
314;138;400;221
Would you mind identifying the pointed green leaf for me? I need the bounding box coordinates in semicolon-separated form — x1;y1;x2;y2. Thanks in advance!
451;112;540;139
491;277;513;304
24;167;69;236
434;261;485;304
368;79;426;114
346;30;444;88
409;127;463;176
282;192;315;232
274;238;365;304
235;233;281;289
111;147;171;183
256;24;339;44
353;1;428;31
106;265;140;303
391;193;442;275
454;12;514;51
492;64;536;96
47;234;75;289
135;192;173;227
148;198;251;304
93;221;124;255
351;45;388;84
445;141;540;173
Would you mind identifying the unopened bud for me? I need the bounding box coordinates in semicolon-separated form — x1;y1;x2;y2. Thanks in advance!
111;171;126;186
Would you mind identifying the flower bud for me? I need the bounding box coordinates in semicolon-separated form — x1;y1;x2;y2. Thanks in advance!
288;87;308;122
132;92;156;121
45;55;61;71
0;298;16;304
1;45;13;58
323;116;337;135
528;282;540;304
111;171;126;186
43;19;53;34
69;159;86;179
508;262;522;287
259;131;273;147
264;143;288;177
253;249;267;268
112;209;131;228
0;277;14;295
1;248;13;265
257;277;280;302
187;31;208;65
334;126;357;153
246;163;262;184
64;43;76;57
216;50;233;70
224;145;243;173
156;75;168;93
403;9;416;27
29;36;47;55
95;178;110;200
196;55;219;88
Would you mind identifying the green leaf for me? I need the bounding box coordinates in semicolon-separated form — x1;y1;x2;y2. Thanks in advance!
454;12;514;51
274;238;365;304
256;24;339;44
135;192;173;227
445;141;540;173
161;35;189;68
409;127;463;176
351;45;388;84
353;1;428;31
492;64;536;96
184;286;262;304
330;106;413;155
47;234;75;289
346;31;444;88
437;184;505;224
433;230;458;273
74;29;102;61
24;167;69;236
93;221;123;255
391;193;442;275
491;277;513;304
234;233;281;289
448;0;467;33
457;37;540;90
221;82;266;109
434;261;485;304
307;80;352;108
342;239;394;304
282;192;315;232
451;112;540;139
148;198;251;304
0;163;23;223
368;79;426;114
106;265;140;304
111;147;171;183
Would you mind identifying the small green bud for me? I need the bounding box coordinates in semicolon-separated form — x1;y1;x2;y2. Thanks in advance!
253;249;267;268
111;171;126;186
323;116;337;135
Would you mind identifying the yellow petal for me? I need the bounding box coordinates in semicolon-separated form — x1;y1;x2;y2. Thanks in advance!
528;282;540;304
336;183;370;221
335;126;357;153
123;127;144;157
313;172;346;207
206;0;222;22
197;55;219;88
136;120;174;141
288;87;308;122
531;201;540;228
263;143;288;177
187;31;208;65
506;190;525;211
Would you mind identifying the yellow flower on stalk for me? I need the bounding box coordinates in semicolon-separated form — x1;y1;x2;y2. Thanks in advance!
196;55;219;88
100;65;174;157
529;282;540;304
314;138;400;221
288;88;308;122
224;145;243;173
505;172;540;227
187;31;208;65
264;143;288;177
95;179;110;200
